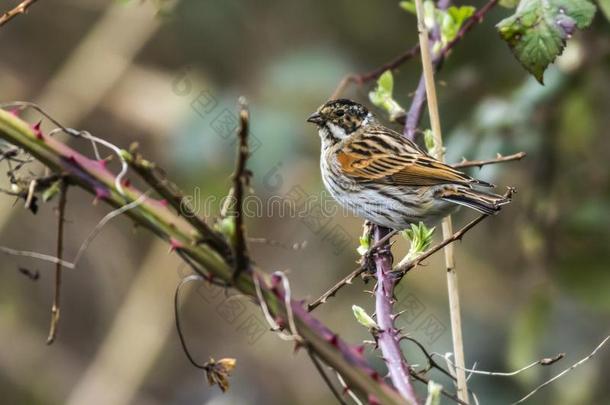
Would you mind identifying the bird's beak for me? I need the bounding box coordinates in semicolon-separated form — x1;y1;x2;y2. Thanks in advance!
307;112;323;125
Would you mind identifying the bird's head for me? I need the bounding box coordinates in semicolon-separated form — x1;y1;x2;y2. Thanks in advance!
307;99;373;143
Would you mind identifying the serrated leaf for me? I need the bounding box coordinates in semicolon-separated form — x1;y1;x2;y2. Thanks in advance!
497;0;596;83
401;222;435;261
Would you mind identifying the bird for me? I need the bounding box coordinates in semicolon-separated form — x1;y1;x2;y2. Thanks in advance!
306;99;510;230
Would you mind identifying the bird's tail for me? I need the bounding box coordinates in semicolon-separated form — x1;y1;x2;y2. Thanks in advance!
439;187;511;215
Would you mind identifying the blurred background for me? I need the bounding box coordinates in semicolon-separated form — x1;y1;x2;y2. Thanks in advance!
0;0;609;404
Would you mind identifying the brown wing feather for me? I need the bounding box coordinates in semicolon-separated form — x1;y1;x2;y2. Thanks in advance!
336;126;477;187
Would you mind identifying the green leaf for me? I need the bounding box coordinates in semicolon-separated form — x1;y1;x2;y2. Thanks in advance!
440;6;476;45
215;216;236;241
401;222;435;261
399;0;417;15
425;380;443;405
357;234;370;256
500;0;521;8
42;180;62;202
368;70;406;121
497;0;596;83
423;129;436;154
352;305;379;330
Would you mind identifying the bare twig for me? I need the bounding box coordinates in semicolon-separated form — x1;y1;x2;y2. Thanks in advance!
46;179;67;345
452;152;527;169
331;45;421;99
231;97;251;280
308;350;349;405
0;0;39;27
433;352;564;377
512;335;610;405
307;230;397;312
401;336;457;382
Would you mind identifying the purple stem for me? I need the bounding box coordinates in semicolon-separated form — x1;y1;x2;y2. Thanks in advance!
373;226;420;404
404;77;427;140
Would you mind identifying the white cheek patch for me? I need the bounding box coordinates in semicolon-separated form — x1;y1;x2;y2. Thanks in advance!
361;112;373;127
326;122;347;139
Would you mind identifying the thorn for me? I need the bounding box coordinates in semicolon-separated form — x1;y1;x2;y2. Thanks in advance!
369;371;380;382
169;238;184;252
93;186;110;203
275;316;286;330
97;159;108;169
328;334;339;347
355;345;365;355
391;309;407;321
32;121;43;139
158;199;169;207
8;108;20;116
121;178;131;188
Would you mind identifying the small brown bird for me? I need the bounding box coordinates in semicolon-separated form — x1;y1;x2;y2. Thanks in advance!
307;99;510;230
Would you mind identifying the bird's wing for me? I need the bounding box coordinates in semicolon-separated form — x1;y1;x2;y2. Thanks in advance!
336;127;479;187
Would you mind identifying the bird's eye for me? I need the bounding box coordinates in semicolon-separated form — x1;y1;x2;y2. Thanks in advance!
336;110;345;117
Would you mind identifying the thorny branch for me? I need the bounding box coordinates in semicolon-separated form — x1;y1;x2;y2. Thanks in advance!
0;0;39;27
307;229;397;312
308;188;514;313
452;152;527;169
122;148;231;257
0;105;406;404
373;226;419;404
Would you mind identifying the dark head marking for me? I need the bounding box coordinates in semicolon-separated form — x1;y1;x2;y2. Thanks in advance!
307;99;372;141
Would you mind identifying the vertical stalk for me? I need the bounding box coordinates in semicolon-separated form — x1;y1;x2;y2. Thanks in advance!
413;0;469;402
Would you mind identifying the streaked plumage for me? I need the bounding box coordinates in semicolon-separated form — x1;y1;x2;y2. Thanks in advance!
307;99;510;229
